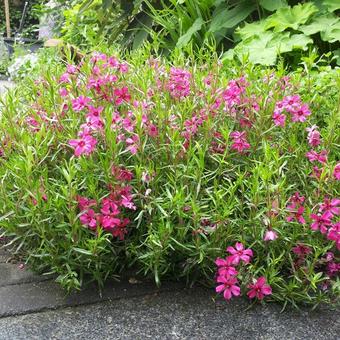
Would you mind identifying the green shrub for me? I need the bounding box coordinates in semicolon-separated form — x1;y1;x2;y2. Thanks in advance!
0;47;339;306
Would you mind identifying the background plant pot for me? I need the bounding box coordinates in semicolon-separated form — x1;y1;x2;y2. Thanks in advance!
4;38;43;55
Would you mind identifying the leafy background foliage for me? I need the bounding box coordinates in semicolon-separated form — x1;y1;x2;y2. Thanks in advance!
59;0;340;66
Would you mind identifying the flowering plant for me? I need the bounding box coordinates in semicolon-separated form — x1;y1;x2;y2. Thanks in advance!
0;48;339;305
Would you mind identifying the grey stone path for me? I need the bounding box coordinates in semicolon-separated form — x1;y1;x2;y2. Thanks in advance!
0;245;339;340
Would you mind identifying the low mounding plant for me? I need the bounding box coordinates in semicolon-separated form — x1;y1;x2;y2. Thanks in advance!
0;47;339;307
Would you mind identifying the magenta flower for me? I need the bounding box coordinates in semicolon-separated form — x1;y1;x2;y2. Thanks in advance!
310;211;333;234
77;196;96;211
286;205;306;224
286;193;306;224
114;87;131;105
247;277;272;300
226;242;253;265
59;88;68;97
319;198;340;217
292;244;312;257
282;95;301;111
167;67;191;99
215;257;238;277
272;111;286;127
327;222;340;245
263;230;278;241
72;96;91;112
230;131;250;154
80;209;97;229
148;124;159;138
69;135;97;157
216;275;241;300
291;104;311;122
306;125;321;147
306;150;328;164
333;163;340;180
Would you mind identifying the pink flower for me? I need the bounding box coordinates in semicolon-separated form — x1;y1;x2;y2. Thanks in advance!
59;88;68;97
327;222;340;250
77;196;96;211
80;209;97;229
148;124;159;138
291;104;311;122
101;198;120;216
68;135;97;157
101;215;121;229
215;257;238;277
286;206;306;224
282;95;301;112
111;166;134;182
230;131;250;154
306;125;320;147
319;198;340;217
114;87;131;105
72;96;91;112
333;163;340;180
66;64;77;74
120;195;136;210
216;275;241;300
247;277;272;300
263;230;278;241
167;67;191;99
310;211;333;234
272;111;286;126
226;242;253;265
306;150;328;164
292;244;311;257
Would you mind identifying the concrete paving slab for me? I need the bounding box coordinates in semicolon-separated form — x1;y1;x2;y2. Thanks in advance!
0;278;184;318
0;288;338;340
0;262;50;287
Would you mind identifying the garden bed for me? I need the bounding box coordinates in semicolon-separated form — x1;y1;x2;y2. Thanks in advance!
0;47;339;307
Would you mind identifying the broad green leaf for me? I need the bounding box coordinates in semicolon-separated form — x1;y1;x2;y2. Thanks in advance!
176;17;204;49
259;0;288;11
299;14;339;36
222;48;235;60
321;21;340;43
235;21;268;40
323;0;340;12
333;49;340;66
209;2;256;33
234;32;278;65
265;3;318;32
269;33;313;52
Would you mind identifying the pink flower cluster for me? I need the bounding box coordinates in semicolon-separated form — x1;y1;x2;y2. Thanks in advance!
273;95;311;126
310;198;340;250
215;242;272;301
77;166;136;239
230;131;250;153
167;67;191;99
286;192;305;224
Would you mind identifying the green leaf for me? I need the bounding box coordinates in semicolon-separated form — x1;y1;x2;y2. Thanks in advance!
259;0;288;12
299;14;339;36
176;17;204;49
323;0;340;12
235;21;268;40
209;2;256;33
265;3;318;32
234;32;278;65
321;21;340;43
73;248;93;256
269;33;313;52
333;49;340;66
